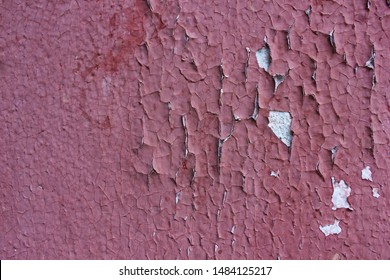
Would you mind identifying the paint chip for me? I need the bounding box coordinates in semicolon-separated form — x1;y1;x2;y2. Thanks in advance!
372;187;380;198
329;29;336;52
320;220;342;236
270;170;280;178
255;38;271;72
365;47;375;69
305;6;312;23
331;177;352;210
268;111;292;147
331;146;338;163
361;166;373;181
175;191;181;204
273;73;286;93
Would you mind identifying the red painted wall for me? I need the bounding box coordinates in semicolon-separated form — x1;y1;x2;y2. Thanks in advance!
1;0;389;259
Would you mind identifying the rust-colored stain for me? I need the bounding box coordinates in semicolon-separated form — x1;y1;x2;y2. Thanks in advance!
0;0;389;259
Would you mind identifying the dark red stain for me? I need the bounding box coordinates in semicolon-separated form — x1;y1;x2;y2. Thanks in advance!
181;159;188;170
103;2;149;74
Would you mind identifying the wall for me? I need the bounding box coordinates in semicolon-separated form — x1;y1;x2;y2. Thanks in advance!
0;0;389;259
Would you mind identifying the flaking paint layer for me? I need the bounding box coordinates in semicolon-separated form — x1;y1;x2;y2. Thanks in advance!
0;0;389;260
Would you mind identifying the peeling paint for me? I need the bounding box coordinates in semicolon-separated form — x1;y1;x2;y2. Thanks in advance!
362;166;373;181
372;188;380;198
245;47;250;82
331;177;353;211
268;111;292;147
320;220;342;237
250;85;260;121
255;37;271;73
175;191;181;204
1;0;389;260
270;170;280;178
273;73;287;93
331;146;338;164
305;6;312;23
365;47;375;69
329;29;336;52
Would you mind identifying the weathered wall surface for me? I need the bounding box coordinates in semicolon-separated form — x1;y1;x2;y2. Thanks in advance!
0;0;389;259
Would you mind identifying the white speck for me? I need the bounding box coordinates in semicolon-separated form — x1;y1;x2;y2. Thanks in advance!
231;225;236;234
222;190;227;205
365;48;375;70
329;29;336;50
268;111;292;147
361;166;373;181
175;192;181;204
331;177;352;210
372;188;380;198
320;220;342;236
270;170;280;178
305;6;312;18
331;146;338;162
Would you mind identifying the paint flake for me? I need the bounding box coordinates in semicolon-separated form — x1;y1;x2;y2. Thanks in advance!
268;111;292;147
320;220;342;236
365;48;375;69
255;38;271;72
329;29;336;52
175;191;181;204
331;146;338;164
273;74;286;93
372;188;380;198
361;166;373;181
331;177;353;210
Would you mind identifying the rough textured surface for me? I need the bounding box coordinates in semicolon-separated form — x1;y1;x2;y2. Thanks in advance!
0;0;389;259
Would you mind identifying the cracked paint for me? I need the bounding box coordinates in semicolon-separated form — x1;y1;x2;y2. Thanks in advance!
0;0;389;260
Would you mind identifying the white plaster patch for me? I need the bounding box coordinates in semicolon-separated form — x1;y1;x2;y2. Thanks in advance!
372;187;380;198
331;177;352;210
255;42;271;72
270;170;280;178
361;166;373;181
268;111;292;147
320;220;342;236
